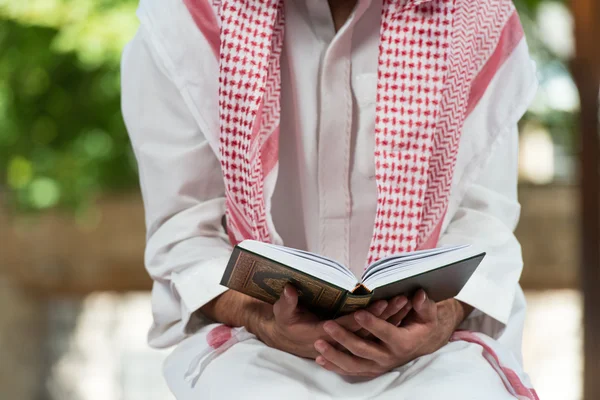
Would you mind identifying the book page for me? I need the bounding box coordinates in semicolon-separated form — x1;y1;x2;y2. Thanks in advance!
362;245;468;281
261;243;355;279
238;240;358;290
362;245;481;289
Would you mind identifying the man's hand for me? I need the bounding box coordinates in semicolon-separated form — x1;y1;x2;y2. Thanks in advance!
314;290;472;377
251;285;410;359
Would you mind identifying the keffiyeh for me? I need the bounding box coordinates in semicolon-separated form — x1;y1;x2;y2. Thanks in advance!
184;0;524;265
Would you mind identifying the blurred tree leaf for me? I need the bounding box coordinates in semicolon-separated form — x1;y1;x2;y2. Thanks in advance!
0;1;139;213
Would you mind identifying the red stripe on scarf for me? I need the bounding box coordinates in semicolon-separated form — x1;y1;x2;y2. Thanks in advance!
417;207;446;250
451;331;540;400
261;129;280;179
207;325;234;349
466;11;524;116
183;0;220;58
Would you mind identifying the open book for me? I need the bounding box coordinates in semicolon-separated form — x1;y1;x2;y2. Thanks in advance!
221;240;485;317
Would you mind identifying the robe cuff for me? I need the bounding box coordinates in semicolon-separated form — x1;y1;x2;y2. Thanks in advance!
455;271;516;326
171;255;230;333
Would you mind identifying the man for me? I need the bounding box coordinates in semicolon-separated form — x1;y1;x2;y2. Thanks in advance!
121;0;539;398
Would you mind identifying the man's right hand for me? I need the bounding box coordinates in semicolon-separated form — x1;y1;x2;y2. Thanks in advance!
251;285;409;359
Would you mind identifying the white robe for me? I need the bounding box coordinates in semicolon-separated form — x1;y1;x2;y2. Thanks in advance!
121;0;538;397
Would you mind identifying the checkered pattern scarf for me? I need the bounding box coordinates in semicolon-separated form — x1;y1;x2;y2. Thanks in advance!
184;0;522;265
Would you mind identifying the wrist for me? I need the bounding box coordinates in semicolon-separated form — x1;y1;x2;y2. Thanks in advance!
200;290;272;332
451;299;473;329
436;298;473;334
244;300;274;338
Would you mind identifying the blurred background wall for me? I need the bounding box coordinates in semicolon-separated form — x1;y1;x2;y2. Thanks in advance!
0;0;589;399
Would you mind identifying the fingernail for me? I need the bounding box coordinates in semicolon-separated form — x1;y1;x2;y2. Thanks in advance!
316;356;325;365
323;322;335;334
416;292;426;308
315;341;327;352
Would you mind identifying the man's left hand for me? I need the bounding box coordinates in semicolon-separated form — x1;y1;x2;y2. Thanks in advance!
314;290;472;378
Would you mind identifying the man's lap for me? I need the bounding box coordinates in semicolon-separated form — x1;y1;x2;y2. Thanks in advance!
164;329;515;400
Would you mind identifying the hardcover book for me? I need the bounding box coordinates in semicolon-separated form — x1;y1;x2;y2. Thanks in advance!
220;240;485;318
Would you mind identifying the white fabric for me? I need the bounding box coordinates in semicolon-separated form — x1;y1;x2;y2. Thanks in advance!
164;289;527;399
121;0;537;397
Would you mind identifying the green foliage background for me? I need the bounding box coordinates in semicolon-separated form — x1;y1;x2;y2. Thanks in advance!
0;0;139;213
0;0;572;215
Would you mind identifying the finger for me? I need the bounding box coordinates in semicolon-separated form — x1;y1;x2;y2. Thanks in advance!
354;310;400;346
387;301;412;327
330;300;388;349
272;284;299;323
367;299;389;318
316;357;377;377
354;298;401;338
412;289;437;324
334;300;388;332
314;340;380;375
379;296;408;322
360;296;406;335
315;356;351;376
323;321;389;363
360;299;412;341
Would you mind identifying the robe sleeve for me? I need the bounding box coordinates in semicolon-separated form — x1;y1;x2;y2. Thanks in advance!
437;16;538;339
121;28;231;349
439;122;523;337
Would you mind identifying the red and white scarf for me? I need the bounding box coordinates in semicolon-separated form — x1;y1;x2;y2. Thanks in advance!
185;0;525;265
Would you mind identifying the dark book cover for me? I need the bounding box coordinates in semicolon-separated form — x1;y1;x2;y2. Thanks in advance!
368;254;484;302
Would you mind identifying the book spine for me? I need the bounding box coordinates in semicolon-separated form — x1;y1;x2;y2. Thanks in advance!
220;246;243;287
335;292;374;316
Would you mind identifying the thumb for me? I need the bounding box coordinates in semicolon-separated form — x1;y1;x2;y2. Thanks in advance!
273;284;299;323
412;289;436;323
